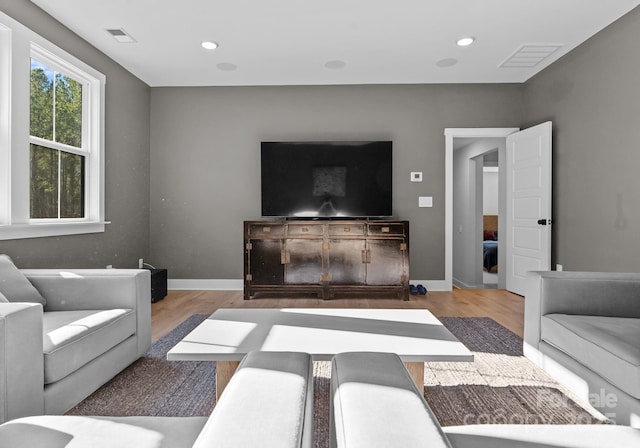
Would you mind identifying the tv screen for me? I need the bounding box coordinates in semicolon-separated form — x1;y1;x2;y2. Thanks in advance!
261;141;392;218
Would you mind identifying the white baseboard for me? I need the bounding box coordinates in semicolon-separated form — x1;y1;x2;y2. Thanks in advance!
417;280;450;292
168;279;243;290
452;278;486;289
168;279;451;292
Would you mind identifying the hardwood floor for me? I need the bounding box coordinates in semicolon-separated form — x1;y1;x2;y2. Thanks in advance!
151;288;524;343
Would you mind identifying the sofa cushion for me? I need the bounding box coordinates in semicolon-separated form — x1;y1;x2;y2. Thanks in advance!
43;309;136;384
0;415;207;448
192;351;313;448
541;314;640;398
444;424;640;448
0;254;46;305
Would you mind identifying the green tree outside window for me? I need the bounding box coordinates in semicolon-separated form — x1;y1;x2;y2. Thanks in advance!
30;59;84;219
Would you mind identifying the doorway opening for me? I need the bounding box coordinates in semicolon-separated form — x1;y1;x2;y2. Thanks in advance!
444;123;552;295
444;128;519;291
452;138;505;289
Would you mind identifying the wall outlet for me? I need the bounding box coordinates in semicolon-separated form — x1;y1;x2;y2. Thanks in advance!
139;258;144;269
106;264;113;269
556;264;563;271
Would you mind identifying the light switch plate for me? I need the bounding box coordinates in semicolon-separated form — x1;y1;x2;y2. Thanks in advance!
419;196;433;207
410;172;423;182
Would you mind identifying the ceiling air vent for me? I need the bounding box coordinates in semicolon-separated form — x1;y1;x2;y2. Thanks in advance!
499;44;562;68
106;28;136;43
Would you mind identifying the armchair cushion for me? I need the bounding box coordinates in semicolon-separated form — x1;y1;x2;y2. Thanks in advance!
0;254;46;305
542;313;640;399
43;309;136;384
0;415;207;448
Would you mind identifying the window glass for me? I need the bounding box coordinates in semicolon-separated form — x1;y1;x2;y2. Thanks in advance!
30;58;85;219
60;150;85;218
55;72;82;147
29;143;58;218
30;58;83;148
30;59;54;140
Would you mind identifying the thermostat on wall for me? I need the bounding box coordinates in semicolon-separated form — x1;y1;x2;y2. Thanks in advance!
410;172;423;182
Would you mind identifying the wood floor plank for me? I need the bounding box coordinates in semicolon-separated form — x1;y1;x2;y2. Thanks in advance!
151;289;524;343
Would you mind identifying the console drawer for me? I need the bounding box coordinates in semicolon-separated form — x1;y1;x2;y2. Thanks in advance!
368;223;406;236
248;223;285;237
328;223;365;236
288;223;324;236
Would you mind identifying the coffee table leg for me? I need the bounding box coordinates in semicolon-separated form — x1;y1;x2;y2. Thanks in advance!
216;361;240;401
404;362;425;392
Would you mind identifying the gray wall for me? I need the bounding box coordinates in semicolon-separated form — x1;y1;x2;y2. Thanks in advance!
150;84;522;280
0;1;151;269
523;6;640;272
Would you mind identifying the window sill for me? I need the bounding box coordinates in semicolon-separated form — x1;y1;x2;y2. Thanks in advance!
0;221;109;240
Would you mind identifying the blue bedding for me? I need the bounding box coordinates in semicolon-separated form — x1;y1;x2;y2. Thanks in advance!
483;240;498;271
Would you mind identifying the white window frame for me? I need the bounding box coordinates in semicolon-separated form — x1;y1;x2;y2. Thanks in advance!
0;11;106;240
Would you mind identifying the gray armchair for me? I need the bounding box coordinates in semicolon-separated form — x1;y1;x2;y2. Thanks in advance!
0;268;151;423
524;271;640;427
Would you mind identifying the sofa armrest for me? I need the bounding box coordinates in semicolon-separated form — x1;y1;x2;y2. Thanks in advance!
0;303;44;423
524;271;640;360
22;269;151;357
331;352;452;448
193;351;313;448
527;271;640;317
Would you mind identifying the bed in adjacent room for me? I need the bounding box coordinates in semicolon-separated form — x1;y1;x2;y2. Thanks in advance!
483;215;498;273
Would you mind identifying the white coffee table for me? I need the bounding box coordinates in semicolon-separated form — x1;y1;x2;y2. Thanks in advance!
167;308;473;398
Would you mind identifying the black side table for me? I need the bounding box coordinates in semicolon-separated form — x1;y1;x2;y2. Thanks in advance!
148;268;168;303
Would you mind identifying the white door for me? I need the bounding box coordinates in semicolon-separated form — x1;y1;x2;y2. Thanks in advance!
505;121;552;295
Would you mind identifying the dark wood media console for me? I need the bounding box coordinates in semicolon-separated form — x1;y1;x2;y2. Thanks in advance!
244;220;409;300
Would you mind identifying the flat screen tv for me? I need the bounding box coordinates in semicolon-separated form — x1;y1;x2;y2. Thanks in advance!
261;141;392;218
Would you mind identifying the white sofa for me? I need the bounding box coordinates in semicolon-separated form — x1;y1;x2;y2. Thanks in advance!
523;271;640;427
331;352;640;448
0;351;314;448
0;262;151;424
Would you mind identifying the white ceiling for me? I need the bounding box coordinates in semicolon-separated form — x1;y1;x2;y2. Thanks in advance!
31;0;640;87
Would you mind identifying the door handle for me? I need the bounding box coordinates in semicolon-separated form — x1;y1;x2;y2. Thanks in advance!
537;219;552;225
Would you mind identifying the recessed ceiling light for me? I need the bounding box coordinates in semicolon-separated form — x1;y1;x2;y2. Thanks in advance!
201;41;218;50
457;37;475;47
436;58;458;68
325;60;346;70
216;62;237;71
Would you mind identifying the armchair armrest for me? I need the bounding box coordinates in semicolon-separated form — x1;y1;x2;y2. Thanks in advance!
22;269;152;357
0;303;44;423
524;271;640;360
